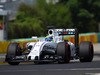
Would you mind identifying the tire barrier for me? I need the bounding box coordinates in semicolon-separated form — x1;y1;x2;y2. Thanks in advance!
63;33;98;44
0;33;99;53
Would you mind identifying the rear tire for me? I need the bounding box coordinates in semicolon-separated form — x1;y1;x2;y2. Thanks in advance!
57;42;70;63
79;41;94;62
6;43;22;65
8;62;20;65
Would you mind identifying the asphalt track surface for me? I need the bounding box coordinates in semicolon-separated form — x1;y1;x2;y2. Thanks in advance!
0;43;100;75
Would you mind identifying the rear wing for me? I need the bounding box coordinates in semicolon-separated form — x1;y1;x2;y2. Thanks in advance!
55;29;79;47
55;29;76;35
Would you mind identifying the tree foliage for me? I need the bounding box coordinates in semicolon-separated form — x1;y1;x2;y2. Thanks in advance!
8;0;100;39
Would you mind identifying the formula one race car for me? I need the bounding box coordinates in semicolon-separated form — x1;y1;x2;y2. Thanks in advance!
5;28;94;65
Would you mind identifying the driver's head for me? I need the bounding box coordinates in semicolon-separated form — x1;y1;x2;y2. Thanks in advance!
45;35;53;41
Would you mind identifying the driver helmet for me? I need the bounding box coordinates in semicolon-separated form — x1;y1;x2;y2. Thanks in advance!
45;35;53;41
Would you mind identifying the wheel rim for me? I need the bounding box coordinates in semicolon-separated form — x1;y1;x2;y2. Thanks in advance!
90;44;93;59
16;44;22;56
66;43;69;62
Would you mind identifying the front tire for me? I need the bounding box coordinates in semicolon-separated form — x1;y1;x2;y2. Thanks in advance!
8;62;20;65
57;42;70;63
79;41;94;62
6;43;22;65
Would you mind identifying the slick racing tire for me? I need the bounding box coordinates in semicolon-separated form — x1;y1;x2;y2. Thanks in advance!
79;41;94;62
8;62;20;65
57;42;70;63
6;43;22;65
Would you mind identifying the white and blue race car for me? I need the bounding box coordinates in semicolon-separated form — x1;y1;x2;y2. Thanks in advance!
5;28;94;65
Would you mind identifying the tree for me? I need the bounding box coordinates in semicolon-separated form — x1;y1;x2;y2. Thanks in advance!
8;0;100;39
66;0;99;32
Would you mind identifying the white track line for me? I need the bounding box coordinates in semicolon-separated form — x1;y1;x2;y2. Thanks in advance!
47;68;100;71
86;73;100;75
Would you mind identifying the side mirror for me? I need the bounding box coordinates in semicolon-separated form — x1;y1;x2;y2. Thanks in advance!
32;36;37;39
32;36;37;41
